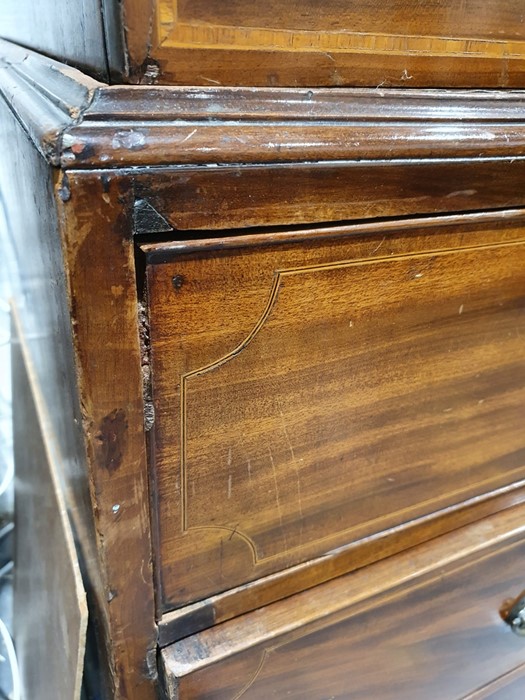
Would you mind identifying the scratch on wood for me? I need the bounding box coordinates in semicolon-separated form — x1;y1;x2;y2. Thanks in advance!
370;236;386;256
268;446;288;551
276;398;304;524
180;129;198;144
228;523;239;541
198;75;222;85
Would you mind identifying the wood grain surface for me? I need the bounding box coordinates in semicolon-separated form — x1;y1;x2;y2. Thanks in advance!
119;0;525;86
132;159;525;232
4;37;525;698
57;172;158;700
161;504;525;699
144;211;525;611
157;476;525;645
3;0;524;87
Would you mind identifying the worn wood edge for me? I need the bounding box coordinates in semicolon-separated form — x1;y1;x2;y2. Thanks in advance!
100;0;128;83
60;82;525;168
119;0;157;82
83;85;525;122
141;208;525;261
11;301;88;699
2;39;525;168
161;502;525;678
0;38;102;164
61;127;525;169
463;662;525;699
158;480;525;645
56;171;158;700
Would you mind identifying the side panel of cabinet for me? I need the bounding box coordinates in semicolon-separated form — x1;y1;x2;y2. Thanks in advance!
0;0;109;80
12;312;88;700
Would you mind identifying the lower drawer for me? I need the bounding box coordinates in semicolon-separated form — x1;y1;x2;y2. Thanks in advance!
161;503;525;699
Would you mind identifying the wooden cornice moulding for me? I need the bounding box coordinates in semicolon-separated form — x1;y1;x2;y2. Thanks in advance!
0;39;101;164
3;38;525;170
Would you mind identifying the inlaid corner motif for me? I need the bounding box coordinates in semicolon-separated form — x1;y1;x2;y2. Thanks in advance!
179;239;525;569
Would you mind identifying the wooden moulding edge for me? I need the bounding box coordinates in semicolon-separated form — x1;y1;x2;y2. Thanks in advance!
3;39;525;168
0;38;101;164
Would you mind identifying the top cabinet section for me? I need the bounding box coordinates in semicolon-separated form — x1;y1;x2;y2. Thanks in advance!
136;0;525;87
2;0;525;86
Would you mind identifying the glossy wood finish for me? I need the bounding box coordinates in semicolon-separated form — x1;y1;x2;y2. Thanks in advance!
158;478;525;645
123;0;525;87
65;85;525;169
161;504;525;699
131;160;525;232
12;308;87;700
144;211;525;611
4;42;525;231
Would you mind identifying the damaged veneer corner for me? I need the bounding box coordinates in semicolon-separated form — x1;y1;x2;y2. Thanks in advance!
138;299;155;432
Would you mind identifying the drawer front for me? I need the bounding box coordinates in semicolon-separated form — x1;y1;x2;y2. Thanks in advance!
145;213;525;610
131;1;525;87
161;508;525;699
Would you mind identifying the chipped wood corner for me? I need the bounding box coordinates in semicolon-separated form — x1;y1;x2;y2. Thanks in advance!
0;38;103;164
119;0;159;84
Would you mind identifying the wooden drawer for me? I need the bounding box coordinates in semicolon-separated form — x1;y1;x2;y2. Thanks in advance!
161;505;525;699
143;210;525;614
125;0;525;87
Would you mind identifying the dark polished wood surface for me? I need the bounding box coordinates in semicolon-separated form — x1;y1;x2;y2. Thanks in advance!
57;171;158;700
161;504;525;699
